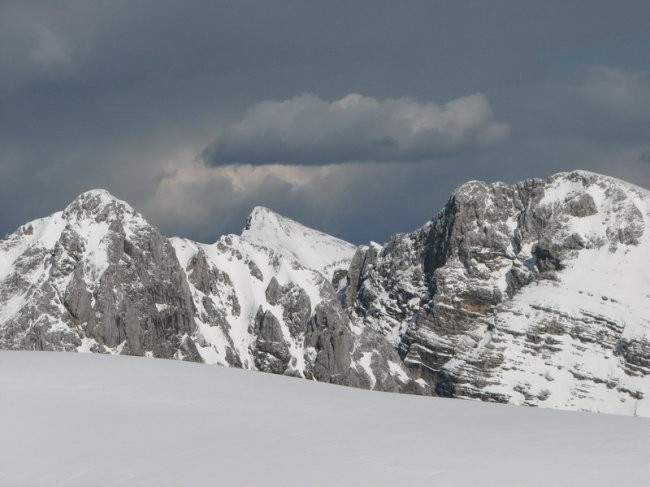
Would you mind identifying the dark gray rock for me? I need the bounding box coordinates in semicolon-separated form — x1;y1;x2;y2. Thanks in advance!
342;171;650;410
250;307;292;374
265;277;282;305
0;190;198;362
306;301;353;384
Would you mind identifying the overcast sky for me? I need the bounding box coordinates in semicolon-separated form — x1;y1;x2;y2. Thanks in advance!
2;1;649;244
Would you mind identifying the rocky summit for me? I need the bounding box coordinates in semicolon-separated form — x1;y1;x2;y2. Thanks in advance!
1;171;649;416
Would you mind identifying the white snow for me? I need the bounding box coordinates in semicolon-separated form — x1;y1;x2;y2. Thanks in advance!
0;294;25;326
357;352;376;389
31;211;66;249
193;317;229;365
170;214;355;377
388;360;411;383
419;170;650;415
168;237;198;268
76;337;98;353
0;189;160;342
75;218;111;282
241;206;356;278
1;352;649;487
453;170;650;415
0;213;65;282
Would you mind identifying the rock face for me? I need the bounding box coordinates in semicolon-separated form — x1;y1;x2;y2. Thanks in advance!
343;171;650;416
0;190;199;360
0;189;420;394
1;170;649;416
168;207;419;392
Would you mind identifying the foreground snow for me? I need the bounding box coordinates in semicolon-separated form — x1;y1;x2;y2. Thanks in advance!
1;352;649;487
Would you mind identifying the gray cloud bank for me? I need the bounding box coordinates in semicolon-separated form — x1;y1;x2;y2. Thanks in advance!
2;1;650;245
202;93;509;166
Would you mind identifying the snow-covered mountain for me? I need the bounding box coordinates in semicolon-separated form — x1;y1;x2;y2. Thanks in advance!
0;189;198;358
1;170;649;415
0;189;417;393
343;170;650;416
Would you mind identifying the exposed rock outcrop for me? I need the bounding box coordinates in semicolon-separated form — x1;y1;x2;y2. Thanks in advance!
1;170;649;416
1;190;198;361
342;171;650;415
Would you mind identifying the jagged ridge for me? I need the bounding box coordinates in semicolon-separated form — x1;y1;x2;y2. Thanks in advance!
342;170;650;415
1;170;649;416
0;189;420;394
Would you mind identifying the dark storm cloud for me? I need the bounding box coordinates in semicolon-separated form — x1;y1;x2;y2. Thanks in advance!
202;93;509;166
580;67;650;119
1;0;650;244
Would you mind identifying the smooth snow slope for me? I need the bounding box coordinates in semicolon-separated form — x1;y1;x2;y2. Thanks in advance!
242;206;356;277
1;352;649;487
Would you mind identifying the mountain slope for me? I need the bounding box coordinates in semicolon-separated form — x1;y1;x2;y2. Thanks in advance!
169;204;357;373
169;217;415;391
343;170;650;415
0;189;198;358
1;170;649;415
2;352;650;487
0;190;418;392
242;206;355;278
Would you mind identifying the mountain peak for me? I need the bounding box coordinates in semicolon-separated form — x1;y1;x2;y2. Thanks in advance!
242;205;322;239
79;188;116;199
551;169;650;197
61;189;142;227
241;206;355;276
65;188;133;212
2;170;650;417
243;206;282;232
